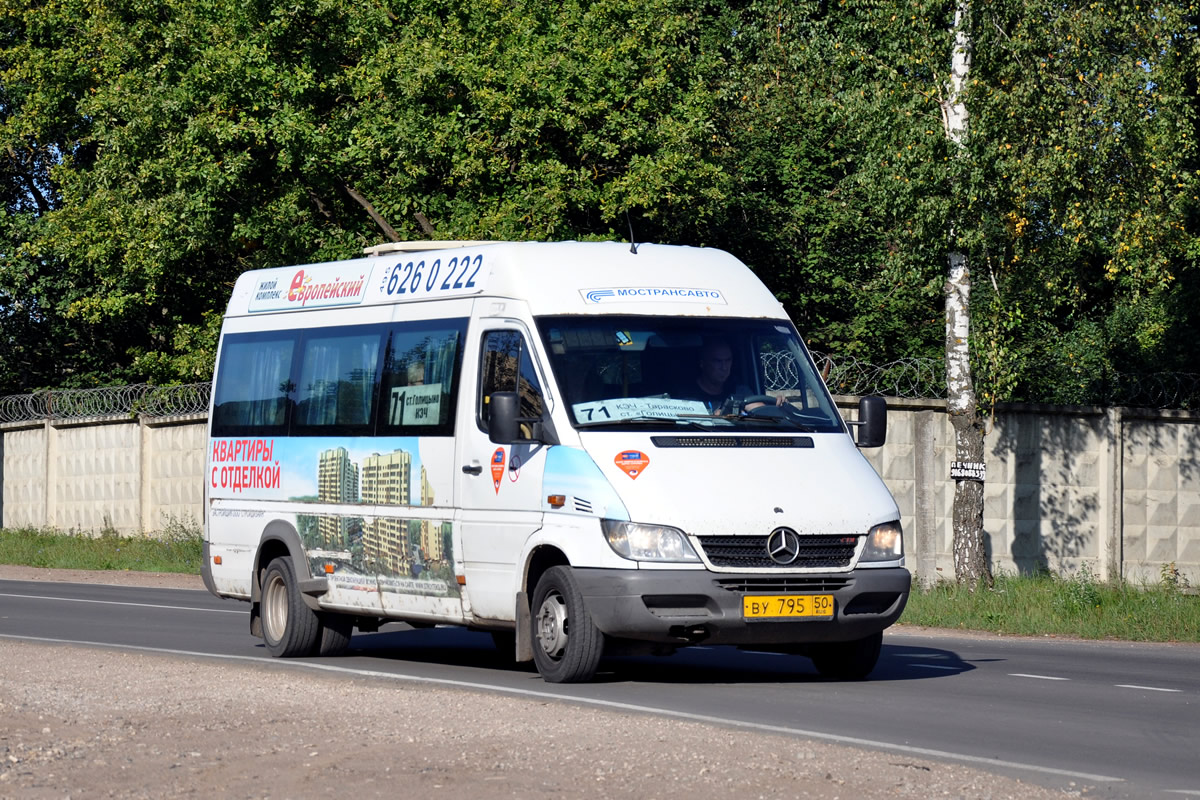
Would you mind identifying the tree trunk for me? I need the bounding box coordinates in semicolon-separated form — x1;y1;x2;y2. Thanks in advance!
942;0;992;589
946;248;991;588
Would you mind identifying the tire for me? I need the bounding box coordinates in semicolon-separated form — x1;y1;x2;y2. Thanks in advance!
316;613;353;657
810;631;883;680
530;566;604;683
260;556;321;658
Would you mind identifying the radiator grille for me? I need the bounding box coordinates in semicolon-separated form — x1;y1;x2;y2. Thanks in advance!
697;534;860;569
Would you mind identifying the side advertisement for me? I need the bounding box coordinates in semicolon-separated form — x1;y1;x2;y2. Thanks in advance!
210;436;457;599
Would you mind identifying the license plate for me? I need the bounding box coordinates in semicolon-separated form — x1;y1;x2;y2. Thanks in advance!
742;594;834;620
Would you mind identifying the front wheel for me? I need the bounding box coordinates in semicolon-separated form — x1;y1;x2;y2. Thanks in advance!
261;557;321;657
530;566;604;683
810;631;883;680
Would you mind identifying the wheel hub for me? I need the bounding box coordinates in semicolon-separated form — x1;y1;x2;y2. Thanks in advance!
535;591;569;659
263;572;288;643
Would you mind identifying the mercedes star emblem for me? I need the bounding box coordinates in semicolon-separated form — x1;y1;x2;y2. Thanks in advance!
766;527;802;565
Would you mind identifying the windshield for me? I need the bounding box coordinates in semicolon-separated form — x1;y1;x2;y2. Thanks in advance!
536;316;844;433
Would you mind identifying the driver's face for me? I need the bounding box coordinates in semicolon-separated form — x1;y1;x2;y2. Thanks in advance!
700;346;732;385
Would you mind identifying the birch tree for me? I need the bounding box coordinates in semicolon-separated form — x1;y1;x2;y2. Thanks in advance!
942;1;991;587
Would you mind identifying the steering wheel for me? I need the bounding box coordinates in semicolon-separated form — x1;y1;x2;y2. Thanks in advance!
719;394;779;416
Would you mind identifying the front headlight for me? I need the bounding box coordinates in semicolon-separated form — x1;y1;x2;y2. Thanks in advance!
860;520;904;562
601;519;701;563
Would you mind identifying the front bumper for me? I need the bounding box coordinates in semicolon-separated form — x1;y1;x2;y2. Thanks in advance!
572;566;910;646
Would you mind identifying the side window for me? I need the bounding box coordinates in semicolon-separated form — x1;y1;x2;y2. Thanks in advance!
211;334;296;436
377;321;466;436
212;319;466;439
293;328;383;434
478;330;545;433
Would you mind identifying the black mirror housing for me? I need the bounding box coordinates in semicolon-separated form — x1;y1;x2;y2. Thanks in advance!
488;391;521;444
856;396;887;448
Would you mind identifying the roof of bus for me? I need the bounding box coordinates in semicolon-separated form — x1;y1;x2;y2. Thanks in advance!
225;240;787;320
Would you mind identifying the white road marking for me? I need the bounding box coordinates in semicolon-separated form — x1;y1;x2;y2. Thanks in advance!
0;632;1126;786
1009;673;1070;681
1164;790;1200;796
1115;684;1182;693
0;592;243;614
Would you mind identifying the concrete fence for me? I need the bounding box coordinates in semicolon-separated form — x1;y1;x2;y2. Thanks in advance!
2;401;1197;585
0;414;207;537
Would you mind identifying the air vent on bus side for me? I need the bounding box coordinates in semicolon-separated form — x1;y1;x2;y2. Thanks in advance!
650;436;814;448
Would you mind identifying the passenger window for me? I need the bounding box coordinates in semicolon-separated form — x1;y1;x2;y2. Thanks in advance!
293;330;382;433
377;322;466;436
211;335;295;436
478;330;545;434
212;320;465;439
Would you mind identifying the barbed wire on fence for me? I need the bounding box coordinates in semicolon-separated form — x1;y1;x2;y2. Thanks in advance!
0;359;1196;424
807;351;947;400
764;351;945;399
0;383;212;424
768;351;1199;409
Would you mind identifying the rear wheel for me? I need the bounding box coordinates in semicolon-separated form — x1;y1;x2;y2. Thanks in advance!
810;631;883;680
530;566;604;683
316;613;353;657
261;557;321;657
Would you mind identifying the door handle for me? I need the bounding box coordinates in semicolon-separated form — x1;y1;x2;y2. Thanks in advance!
462;464;482;475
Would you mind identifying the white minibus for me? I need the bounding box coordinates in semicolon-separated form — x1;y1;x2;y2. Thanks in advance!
201;240;909;682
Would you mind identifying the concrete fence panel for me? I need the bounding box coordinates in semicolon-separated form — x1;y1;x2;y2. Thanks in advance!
143;416;208;532
0;423;48;529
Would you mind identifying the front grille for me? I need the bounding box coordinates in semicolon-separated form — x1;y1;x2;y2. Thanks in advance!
716;576;853;593
697;535;860;569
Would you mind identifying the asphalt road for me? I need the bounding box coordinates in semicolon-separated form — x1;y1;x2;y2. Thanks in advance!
1;577;1196;798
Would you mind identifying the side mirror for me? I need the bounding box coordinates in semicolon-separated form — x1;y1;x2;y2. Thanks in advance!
855;396;887;448
488;391;520;444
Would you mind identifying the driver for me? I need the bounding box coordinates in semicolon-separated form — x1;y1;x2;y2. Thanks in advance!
690;338;734;412
680;338;783;414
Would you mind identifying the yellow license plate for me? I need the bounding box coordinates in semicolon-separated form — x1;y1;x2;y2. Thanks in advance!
742;594;834;619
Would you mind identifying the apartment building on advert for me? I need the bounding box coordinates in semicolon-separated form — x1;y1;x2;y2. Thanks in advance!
361;449;412;573
317;447;359;547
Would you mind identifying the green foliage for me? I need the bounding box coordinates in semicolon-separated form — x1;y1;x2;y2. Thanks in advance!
1;0;1198;398
1;0;734;391
966;0;1200;403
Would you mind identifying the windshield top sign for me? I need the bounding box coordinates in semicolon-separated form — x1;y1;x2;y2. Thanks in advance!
581;287;726;304
248;264;374;313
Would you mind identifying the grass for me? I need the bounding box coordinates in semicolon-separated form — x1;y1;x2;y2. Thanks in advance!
901;564;1200;643
0;518;202;575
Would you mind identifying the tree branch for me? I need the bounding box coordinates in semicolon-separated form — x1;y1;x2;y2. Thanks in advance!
305;186;335;222
414;211;435;236
343;182;401;242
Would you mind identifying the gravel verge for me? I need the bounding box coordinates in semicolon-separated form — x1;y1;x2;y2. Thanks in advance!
0;566;1083;799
